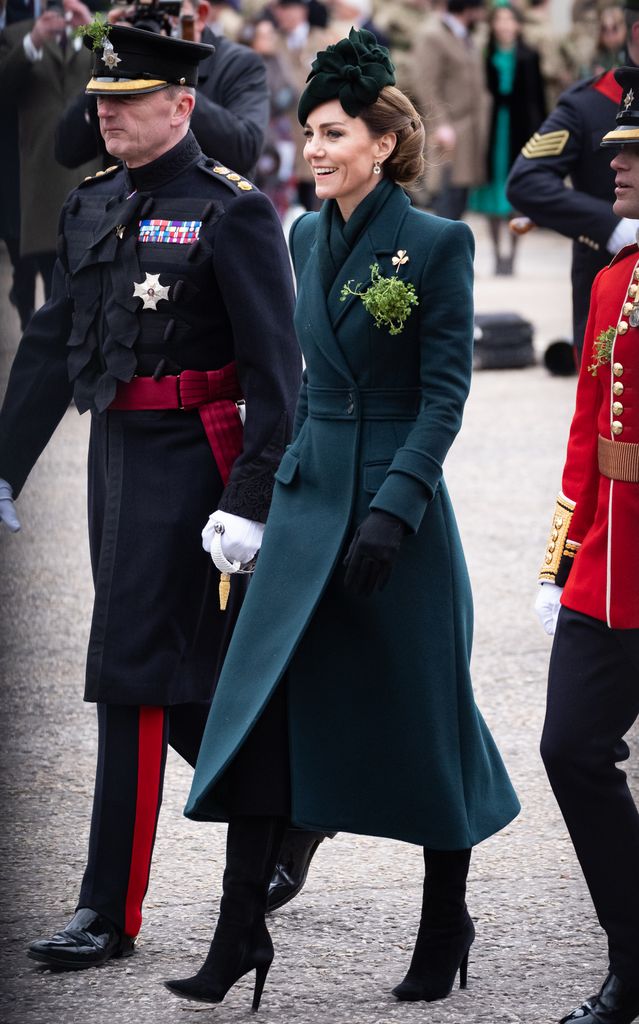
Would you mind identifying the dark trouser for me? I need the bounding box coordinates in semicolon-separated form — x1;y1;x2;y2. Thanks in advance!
77;701;211;938
540;607;639;984
431;168;468;222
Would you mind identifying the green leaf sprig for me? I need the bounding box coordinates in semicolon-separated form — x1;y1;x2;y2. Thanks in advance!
73;12;111;49
588;325;616;377
340;262;418;336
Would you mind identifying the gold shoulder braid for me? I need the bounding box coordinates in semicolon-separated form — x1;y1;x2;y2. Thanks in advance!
539;494;580;585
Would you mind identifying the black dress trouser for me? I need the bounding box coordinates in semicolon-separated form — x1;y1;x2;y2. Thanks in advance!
540;607;639;984
77;702;212;937
76;685;291;938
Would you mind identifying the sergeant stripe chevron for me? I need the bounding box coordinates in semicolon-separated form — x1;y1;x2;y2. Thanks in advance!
521;129;570;159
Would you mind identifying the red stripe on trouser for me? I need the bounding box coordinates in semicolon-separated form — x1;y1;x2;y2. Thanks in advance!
124;706;165;937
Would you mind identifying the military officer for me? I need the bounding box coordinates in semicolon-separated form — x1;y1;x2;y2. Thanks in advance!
534;66;639;1024
0;23;304;969
506;0;639;359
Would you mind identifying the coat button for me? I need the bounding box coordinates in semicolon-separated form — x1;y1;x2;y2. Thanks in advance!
623;302;634;315
630;284;639;297
346;392;354;415
613;381;624;396
612;420;624;435
613;362;624;377
612;401;624;416
617;321;629;335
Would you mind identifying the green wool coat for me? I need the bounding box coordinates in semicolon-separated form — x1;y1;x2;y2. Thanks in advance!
186;184;520;848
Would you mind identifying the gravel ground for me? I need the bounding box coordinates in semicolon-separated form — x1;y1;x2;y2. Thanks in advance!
0;216;636;1024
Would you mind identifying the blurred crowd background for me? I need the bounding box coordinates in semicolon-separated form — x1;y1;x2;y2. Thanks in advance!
0;0;627;329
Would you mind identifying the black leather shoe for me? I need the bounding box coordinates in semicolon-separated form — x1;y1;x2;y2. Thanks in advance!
267;830;333;912
27;908;135;970
560;973;639;1024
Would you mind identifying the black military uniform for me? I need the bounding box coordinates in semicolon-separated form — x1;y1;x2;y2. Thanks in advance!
506;70;623;356
0;25;302;965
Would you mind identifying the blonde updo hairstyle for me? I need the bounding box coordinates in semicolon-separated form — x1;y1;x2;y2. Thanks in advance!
358;86;425;189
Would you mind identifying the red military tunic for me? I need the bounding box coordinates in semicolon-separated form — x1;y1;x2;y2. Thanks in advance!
540;244;639;629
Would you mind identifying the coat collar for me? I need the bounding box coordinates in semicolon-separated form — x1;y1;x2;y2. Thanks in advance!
295;185;411;382
329;185;411;331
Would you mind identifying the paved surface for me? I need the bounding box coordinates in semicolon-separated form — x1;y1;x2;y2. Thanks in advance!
0;216;636;1024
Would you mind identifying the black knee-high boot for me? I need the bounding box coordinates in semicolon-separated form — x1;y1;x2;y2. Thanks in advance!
393;847;474;1002
165;816;287;1010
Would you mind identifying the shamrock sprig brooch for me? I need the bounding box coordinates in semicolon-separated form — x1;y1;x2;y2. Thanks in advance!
340;250;419;336
587;326;616;377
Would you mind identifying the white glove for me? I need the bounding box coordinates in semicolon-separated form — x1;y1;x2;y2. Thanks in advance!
534;582;563;636
202;510;264;571
607;218;639;254
0;478;21;532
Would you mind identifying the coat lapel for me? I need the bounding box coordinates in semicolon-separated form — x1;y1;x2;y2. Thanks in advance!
329;186;411;332
296;233;357;384
295;187;412;381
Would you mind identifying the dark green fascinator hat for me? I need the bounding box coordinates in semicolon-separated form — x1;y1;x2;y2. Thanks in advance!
298;27;396;126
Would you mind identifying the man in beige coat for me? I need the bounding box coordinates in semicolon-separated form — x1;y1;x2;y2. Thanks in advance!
412;0;488;219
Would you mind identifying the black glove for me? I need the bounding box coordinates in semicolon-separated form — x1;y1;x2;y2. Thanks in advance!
343;510;407;597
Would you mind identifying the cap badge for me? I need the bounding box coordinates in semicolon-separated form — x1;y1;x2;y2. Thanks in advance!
101;41;121;70
624;88;635;111
133;272;170;311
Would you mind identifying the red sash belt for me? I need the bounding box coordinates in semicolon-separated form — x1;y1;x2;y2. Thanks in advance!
109;364;244;485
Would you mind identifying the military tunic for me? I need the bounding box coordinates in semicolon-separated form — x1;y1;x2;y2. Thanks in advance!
0;131;302;706
506;71;622;352
540;244;639;629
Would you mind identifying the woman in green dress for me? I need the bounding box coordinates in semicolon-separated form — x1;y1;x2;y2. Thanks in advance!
165;28;520;1011
470;1;546;274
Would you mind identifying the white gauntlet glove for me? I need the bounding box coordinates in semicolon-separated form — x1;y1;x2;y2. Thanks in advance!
534;582;563;636
0;478;21;532
202;510;264;572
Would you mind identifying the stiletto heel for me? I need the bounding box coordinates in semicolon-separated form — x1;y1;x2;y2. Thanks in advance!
252;961;270;1012
459;950;469;990
165;817;285;1009
392;847;474;1004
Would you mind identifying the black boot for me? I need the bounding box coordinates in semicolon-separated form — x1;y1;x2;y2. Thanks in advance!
267;829;334;912
165;816;287;1010
392;847;474;1002
560;973;639;1024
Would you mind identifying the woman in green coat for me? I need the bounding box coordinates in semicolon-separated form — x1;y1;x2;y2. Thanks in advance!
166;28;520;1012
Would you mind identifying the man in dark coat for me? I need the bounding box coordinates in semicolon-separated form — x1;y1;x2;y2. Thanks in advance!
506;0;639;358
0;22;303;970
54;0;269;177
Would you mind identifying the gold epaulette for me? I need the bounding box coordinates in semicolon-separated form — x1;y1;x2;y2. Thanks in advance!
521;129;569;159
80;164;121;186
539;493;580;585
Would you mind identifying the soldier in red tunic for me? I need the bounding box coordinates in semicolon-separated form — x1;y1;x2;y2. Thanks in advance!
535;66;639;1024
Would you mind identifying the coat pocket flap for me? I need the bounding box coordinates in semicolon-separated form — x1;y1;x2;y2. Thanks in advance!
274;449;300;486
363;460;391;494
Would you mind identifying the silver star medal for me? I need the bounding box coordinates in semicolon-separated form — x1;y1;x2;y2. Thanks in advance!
132;273;170;311
624;88;635;111
102;40;121;71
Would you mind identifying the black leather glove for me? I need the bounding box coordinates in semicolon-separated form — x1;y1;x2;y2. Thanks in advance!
343;510;407;597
